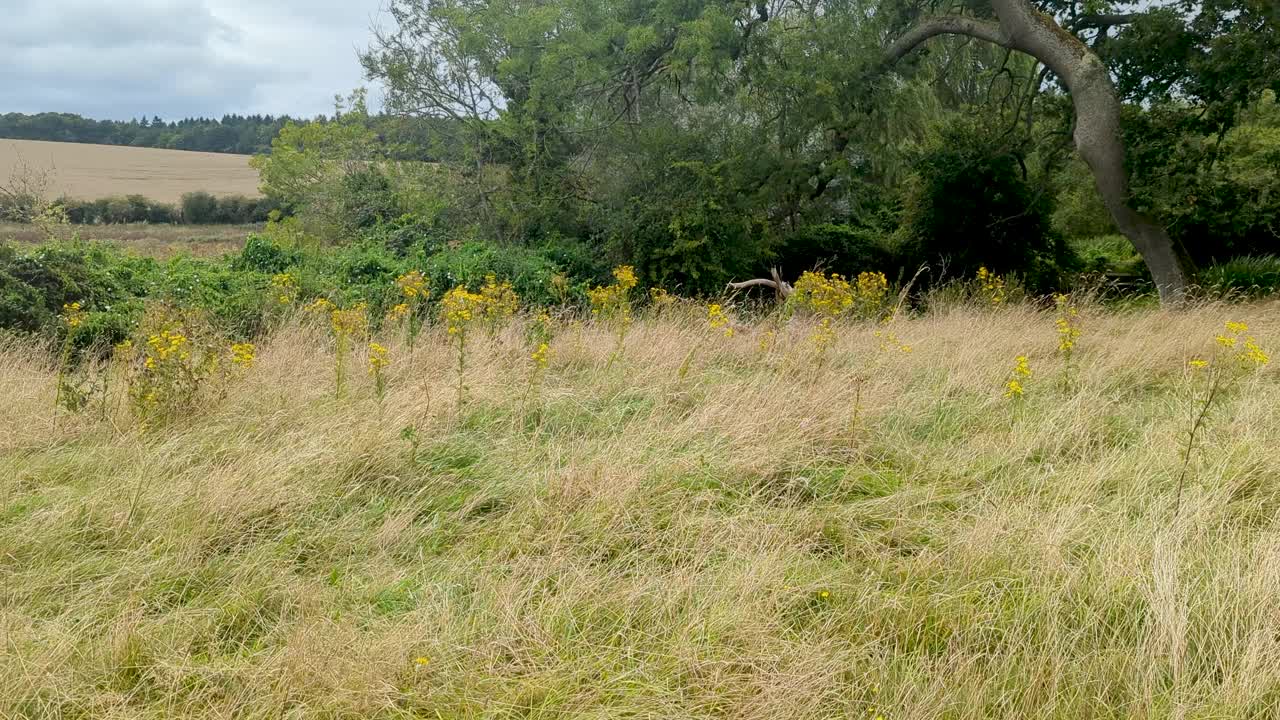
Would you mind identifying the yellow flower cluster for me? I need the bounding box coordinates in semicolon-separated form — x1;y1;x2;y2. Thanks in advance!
589;266;638;324
305;297;335;314
230;342;256;368
707;303;734;338
612;265;638;291
368;342;390;374
1054;294;1081;355
480;274;519;325
396;271;428;299
144;329;190;370
977;266;1006;305
1004;355;1032;399
648;287;674;309
387;303;411;322
853;271;890;319
873;326;912;354
758;328;777;354
531;342;551;370
330;304;369;338
442;286;486;337
792;271;854;319
271;273;298;305
62;302;84;328
1194;321;1270;369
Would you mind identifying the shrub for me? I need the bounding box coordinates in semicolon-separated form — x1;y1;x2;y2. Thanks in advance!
897;119;1074;292
233;233;304;275
181;192;220;224
772;223;897;279
1199;255;1280;297
0;241;157;351
146;202;178;224
422;241;562;307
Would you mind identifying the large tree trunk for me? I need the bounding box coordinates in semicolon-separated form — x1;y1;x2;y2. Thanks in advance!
886;0;1193;304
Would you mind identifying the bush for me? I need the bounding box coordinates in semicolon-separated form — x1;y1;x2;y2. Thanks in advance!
0;241;158;348
771;223;897;279
181;192;220;224
146;202;178;224
422;241;563;306
233;233;304;275
897;119;1074;292
1199;255;1280;297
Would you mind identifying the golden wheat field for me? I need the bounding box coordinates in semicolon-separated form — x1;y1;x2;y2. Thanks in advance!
0;221;254;258
2;295;1280;719
1;139;260;203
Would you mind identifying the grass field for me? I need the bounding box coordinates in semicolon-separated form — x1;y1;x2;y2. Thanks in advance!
1;139;260;203
0;222;254;258
2;300;1279;718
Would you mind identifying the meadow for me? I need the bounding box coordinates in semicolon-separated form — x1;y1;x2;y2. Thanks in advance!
1;139;260;203
2;283;1279;719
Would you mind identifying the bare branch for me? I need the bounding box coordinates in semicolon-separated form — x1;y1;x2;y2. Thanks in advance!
727;269;794;299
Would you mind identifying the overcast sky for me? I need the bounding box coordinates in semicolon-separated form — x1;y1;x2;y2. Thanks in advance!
1;0;386;121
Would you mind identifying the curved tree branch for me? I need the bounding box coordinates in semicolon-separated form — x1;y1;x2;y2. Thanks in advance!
885;16;1014;64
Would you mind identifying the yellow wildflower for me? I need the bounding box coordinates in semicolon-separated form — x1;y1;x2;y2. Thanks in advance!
612;265;638;290
442;286;485;336
230;342;256;368
387;303;411;322
271;273;298;304
531;342;551;369
368;342;389;374
1188;358;1208;369
707;303;734;338
1004;355;1031;399
62;302;85;328
396;271;428;299
305;298;335;314
480;274;519;325
649;287;674;308
977;266;1006;305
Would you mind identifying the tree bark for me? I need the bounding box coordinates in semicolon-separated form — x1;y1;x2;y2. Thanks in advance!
885;0;1193;304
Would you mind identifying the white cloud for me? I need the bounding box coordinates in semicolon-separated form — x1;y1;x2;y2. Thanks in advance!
0;0;385;120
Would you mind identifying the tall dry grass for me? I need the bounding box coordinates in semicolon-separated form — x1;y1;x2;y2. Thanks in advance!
2;299;1279;718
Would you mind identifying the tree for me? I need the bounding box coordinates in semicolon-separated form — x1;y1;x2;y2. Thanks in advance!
883;0;1187;301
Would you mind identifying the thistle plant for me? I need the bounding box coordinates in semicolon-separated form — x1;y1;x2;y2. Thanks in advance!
442;286;486;406
1176;321;1270;512
1004;355;1032;400
330;304;369;399
589;265;638;365
393;271;430;348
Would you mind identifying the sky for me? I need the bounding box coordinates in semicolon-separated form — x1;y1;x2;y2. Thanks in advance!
0;0;387;121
